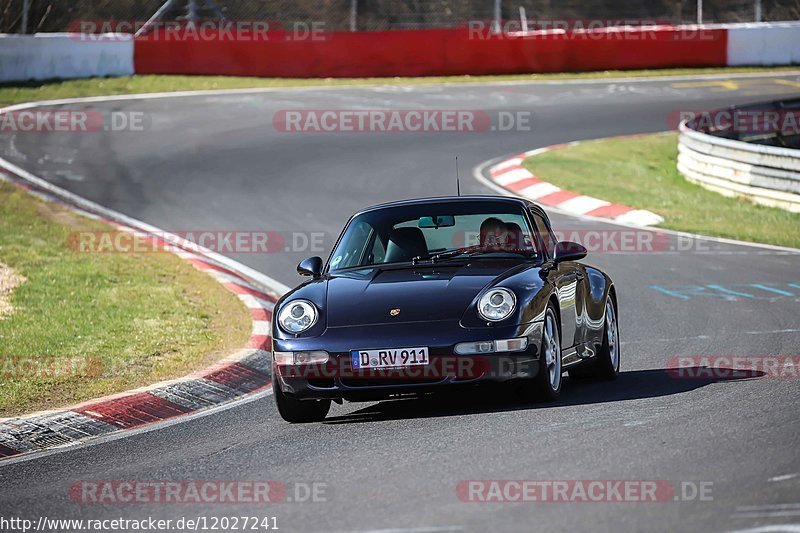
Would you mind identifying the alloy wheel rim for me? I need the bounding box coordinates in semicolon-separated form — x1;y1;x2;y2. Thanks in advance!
544;313;561;389
606;300;619;371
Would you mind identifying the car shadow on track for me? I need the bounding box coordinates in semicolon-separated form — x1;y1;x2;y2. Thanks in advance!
322;367;763;425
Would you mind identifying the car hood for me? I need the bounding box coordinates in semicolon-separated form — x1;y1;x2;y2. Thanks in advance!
325;261;524;327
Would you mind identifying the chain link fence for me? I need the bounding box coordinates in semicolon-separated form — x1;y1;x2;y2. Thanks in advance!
3;0;800;34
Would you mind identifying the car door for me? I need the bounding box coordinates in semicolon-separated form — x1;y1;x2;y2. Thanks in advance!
529;208;586;350
554;261;585;349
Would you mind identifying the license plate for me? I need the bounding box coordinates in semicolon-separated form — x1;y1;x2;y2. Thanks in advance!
351;347;429;370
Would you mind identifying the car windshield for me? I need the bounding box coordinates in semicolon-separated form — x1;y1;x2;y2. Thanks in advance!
328;200;541;271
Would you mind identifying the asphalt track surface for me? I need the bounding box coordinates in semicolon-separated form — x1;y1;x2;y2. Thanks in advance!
1;72;799;532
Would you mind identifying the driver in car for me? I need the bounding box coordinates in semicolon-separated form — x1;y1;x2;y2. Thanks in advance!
480;217;514;252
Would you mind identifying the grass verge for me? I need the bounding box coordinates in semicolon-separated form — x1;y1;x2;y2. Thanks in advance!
1;67;798;107
522;132;800;248
0;180;252;417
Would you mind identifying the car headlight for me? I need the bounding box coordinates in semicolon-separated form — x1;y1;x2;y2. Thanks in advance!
278;299;318;334
478;288;516;322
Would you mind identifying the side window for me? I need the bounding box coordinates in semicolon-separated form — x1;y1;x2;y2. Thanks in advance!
530;211;557;257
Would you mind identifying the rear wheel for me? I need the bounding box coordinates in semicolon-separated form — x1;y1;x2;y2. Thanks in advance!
595;298;621;380
568;296;620;381
520;304;562;401
274;381;331;423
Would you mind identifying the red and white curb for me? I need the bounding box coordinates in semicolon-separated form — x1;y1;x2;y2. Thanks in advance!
488;142;664;227
0;170;286;461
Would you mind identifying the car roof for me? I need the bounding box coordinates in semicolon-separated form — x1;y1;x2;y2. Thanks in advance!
355;195;536;216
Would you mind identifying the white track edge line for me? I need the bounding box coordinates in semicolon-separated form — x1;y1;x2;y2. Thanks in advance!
1;70;799;115
0;157;292;295
0;387;274;468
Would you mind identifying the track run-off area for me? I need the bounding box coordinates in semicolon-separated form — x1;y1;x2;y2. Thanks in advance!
1;71;799;532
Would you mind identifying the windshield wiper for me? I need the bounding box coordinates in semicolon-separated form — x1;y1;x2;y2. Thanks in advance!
415;247;536;264
412;247;473;264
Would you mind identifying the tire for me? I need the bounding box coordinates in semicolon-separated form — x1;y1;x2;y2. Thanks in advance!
274;381;331;423
568;296;620;381
594;297;621;380
520;304;562;402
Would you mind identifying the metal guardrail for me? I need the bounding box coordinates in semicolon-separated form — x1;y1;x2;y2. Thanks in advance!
677;99;800;213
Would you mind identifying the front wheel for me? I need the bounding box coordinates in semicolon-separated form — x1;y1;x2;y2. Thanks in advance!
274;381;331;423
519;304;562;402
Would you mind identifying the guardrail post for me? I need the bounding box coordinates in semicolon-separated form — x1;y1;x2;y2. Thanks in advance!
136;0;177;38
350;0;358;31
187;0;199;28
492;0;502;34
21;0;30;33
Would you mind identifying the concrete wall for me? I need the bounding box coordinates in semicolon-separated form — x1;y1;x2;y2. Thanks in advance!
1;22;798;82
727;21;800;66
135;25;728;78
0;33;134;83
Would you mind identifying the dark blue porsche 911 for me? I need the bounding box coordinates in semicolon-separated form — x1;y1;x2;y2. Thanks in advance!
272;196;620;422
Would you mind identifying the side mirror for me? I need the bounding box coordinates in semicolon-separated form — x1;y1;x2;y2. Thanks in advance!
553;241;587;263
297;256;323;278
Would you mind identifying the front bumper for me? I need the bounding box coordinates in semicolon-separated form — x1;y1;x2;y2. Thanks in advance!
272;320;543;401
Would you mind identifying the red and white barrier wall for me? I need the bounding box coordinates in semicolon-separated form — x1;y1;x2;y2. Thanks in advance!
0;22;798;82
0;33;134;83
134;25;728;78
